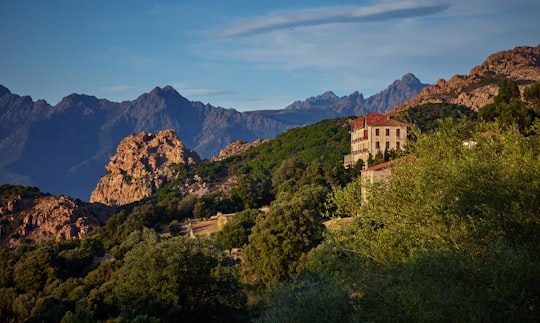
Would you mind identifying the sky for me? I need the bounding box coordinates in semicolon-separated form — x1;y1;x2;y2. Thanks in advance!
1;0;539;112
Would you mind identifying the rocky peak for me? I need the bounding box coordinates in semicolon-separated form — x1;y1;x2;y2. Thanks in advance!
285;91;340;110
90;129;201;206
391;44;540;113
470;45;540;80
0;187;115;248
211;139;269;161
400;72;422;85
145;86;191;107
363;73;428;113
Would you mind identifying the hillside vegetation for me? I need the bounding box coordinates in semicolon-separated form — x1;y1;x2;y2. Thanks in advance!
1;80;540;321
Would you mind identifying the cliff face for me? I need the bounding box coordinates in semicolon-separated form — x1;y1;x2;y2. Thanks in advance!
90;130;200;206
391;45;540;112
0;189;115;248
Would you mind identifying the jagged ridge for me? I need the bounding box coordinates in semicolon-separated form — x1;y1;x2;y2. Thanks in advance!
391;44;540;113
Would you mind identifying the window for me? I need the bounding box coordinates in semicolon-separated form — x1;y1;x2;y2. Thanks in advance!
385;141;390;149
375;128;380;136
396;128;401;137
396;141;401;149
375;141;380;149
364;129;368;138
386;128;390;136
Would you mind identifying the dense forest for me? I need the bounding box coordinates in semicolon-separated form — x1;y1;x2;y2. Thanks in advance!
1;80;539;322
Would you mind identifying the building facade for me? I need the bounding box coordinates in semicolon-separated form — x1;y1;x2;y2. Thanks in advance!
343;112;407;168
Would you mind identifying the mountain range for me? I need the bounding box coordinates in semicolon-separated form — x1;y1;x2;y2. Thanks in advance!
0;73;427;200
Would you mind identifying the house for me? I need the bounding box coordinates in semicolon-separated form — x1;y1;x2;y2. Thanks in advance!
343;112;407;168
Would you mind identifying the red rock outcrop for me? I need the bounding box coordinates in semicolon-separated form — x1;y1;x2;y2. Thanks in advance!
90;130;200;206
0;189;115;248
390;45;540;113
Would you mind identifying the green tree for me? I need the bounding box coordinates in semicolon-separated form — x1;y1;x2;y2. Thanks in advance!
13;245;55;293
109;237;246;321
524;81;540;114
479;78;536;132
168;219;182;236
243;192;325;288
216;209;259;250
229;175;262;210
325;175;363;218
192;195;217;219
255;272;354;322
271;157;307;195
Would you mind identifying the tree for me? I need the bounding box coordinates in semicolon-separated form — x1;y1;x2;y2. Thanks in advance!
229;175;262;210
109;237;246;321
325;176;363;218
216;209;259;250
13;245;55;293
242;192;325;288
524;81;540;114
255;272;354;322
192;195;217;219
479;78;536;132
494;78;520;104
271;158;307;195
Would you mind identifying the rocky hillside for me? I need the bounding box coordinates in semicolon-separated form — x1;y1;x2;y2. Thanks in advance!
211;139;269;162
0;186;115;248
0;73;424;200
391;45;540;113
90;130;200;206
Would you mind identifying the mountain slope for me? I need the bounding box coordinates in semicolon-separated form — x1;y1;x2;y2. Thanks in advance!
0;74;425;200
391;45;540;113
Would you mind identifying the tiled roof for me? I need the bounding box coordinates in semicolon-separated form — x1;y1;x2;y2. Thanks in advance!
366;159;399;171
351;112;407;130
369;119;407;127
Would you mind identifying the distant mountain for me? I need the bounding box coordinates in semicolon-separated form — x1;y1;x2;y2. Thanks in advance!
0;74;426;200
258;73;427;124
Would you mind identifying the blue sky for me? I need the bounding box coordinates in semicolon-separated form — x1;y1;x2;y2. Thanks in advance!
1;0;539;111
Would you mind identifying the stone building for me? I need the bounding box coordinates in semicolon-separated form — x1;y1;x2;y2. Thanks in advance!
343;112;407;168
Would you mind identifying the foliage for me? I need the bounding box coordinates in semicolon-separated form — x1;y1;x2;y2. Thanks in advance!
306;120;540;321
107;236;247;321
524;81;540;114
243;190;325;288
232;118;351;180
255;272;355;322
479;78;538;132
216;209;260;250
325;175;363;218
0;184;40;196
229;175;273;210
400;102;477;132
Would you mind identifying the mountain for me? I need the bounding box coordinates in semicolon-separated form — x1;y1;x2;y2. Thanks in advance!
390;45;540;113
0;74;425;200
260;73;427;124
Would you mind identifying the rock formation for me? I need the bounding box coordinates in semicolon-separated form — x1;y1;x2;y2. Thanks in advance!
212;139;268;161
90;130;200;206
390;45;540;112
0;188;115;248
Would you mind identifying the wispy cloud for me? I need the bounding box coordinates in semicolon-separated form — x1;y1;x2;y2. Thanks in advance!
218;1;449;37
180;88;234;96
98;84;134;93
